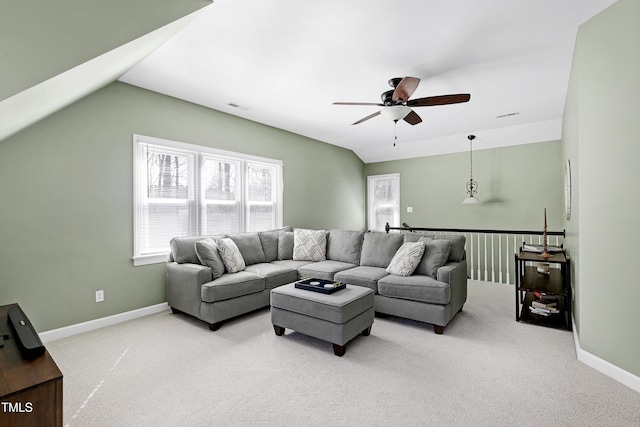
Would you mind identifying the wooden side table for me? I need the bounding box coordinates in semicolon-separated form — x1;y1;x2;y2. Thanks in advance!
0;303;63;427
515;250;572;330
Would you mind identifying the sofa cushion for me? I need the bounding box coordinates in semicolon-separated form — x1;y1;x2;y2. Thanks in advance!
201;272;264;303
228;232;266;265
334;266;389;293
377;274;451;305
258;226;293;262
244;263;298;289
259;231;280;262
386;241;426;277
278;231;294;260
194;238;225;279
360;232;404;268
434;234;466;262
327;229;364;265
298;260;357;281
416;238;452;278
170;234;225;264
271;259;313;271
293;229;327;262
217;238;246;273
403;233;433;243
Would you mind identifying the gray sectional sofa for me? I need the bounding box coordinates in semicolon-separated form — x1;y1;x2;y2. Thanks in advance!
166;227;467;334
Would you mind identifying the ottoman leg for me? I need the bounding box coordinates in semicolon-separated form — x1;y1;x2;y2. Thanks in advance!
332;343;346;357
361;326;372;336
273;325;285;336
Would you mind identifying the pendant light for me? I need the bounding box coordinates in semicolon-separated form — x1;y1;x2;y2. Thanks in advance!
462;134;481;204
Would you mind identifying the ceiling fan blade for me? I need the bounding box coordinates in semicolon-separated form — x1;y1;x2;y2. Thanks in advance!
352;111;381;125
333;102;385;106
403;110;422;125
408;93;471;107
392;77;420;103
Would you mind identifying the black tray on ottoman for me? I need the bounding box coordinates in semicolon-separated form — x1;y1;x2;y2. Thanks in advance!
295;278;346;294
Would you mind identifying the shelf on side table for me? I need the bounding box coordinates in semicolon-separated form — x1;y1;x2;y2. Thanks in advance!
519;291;570;330
518;266;566;295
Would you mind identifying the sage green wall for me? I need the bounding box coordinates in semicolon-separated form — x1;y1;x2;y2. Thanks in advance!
364;141;564;231
0;82;364;332
563;30;581;331
564;0;640;377
1;0;210;100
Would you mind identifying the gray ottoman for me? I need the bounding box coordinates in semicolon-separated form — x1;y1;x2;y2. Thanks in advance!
270;283;374;356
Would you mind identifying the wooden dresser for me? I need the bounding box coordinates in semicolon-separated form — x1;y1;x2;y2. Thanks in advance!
0;303;63;427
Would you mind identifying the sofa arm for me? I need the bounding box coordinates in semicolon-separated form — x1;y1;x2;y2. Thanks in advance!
437;260;468;312
166;262;212;317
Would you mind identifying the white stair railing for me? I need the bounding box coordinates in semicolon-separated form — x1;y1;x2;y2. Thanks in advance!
385;223;565;285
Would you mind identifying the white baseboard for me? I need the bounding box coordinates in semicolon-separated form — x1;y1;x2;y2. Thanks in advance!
572;318;640;394
39;303;170;343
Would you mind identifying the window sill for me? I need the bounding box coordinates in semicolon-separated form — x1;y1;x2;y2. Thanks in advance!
133;253;169;266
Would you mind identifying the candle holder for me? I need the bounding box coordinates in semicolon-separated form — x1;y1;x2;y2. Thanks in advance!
539;207;552;259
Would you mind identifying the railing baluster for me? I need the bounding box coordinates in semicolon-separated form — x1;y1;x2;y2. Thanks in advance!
498;233;502;284
477;233;481;280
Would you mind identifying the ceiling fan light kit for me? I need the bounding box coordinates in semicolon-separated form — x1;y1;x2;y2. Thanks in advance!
380;105;411;122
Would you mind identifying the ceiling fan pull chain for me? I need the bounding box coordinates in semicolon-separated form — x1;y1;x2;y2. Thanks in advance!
394;120;398;146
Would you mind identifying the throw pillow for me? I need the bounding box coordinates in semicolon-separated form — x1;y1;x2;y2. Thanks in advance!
228;232;266;265
386;241;426;277
293;229;327;262
277;231;294;260
216;238;246;273
415;237;452;278
258;231;280;262
194;238;226;279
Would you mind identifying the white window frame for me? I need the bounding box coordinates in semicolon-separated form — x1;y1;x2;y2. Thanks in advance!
367;173;400;231
133;134;283;266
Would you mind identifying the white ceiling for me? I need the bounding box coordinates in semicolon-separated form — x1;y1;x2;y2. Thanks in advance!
120;0;617;163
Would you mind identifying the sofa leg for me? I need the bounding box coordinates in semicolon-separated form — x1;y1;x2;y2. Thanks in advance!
170;307;182;314
332;343;346;357
273;325;285;336
433;325;444;335
208;321;223;331
361;326;372;336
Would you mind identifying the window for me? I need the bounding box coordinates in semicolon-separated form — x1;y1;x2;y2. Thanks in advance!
367;173;400;231
133;135;283;265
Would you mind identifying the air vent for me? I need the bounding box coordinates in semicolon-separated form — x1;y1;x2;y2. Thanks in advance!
496;112;519;119
227;102;249;111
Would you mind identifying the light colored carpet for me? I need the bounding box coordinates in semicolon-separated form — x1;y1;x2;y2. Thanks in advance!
47;280;640;427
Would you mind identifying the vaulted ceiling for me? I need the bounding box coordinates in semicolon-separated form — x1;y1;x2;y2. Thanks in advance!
2;1;617;163
120;0;617;163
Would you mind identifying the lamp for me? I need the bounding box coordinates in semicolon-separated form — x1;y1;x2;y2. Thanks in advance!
462;134;481;204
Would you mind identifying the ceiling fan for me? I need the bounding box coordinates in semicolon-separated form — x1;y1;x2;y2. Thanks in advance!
333;76;471;126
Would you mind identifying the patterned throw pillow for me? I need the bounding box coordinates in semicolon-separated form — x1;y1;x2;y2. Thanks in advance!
293;229;327;262
386;241;426;277
216;238;246;273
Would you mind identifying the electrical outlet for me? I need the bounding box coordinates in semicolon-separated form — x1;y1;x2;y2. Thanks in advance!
407;206;413;213
95;290;104;303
